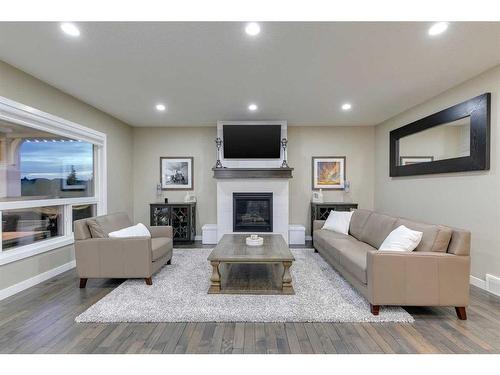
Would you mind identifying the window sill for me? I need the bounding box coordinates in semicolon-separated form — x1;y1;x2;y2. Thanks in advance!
0;235;75;266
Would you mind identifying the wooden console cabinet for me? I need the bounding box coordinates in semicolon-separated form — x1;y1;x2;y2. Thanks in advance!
150;202;196;244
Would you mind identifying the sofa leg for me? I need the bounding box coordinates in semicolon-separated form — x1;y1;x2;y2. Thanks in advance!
455;307;467;320
145;277;153;286
79;278;88;288
167;259;172;265
370;304;380;316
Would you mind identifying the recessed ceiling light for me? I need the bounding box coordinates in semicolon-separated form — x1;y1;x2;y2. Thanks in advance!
341;103;352;111
245;22;261;36
155;104;167;112
248;103;258;111
60;23;80;37
428;22;449;36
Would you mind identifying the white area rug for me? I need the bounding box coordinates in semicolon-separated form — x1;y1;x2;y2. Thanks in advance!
75;249;414;323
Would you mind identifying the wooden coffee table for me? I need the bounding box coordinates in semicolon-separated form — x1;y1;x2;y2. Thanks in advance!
207;234;295;295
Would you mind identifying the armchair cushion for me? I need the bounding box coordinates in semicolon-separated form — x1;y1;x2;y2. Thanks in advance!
151;237;173;261
87;213;133;238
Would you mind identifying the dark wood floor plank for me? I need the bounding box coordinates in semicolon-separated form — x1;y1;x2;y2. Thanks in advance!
254;323;267;354
232;322;245;354
243;323;256;354
209;323;225;354
284;323;301;354
293;323;314;354
221;323;235;354
174;322;197;354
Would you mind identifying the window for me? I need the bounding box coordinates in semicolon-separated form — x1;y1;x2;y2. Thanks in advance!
0;96;106;264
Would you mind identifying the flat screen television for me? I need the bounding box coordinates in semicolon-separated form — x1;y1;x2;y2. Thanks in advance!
223;125;281;159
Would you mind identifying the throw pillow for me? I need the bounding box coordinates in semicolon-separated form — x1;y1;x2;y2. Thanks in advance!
108;223;151;238
379;225;423;252
87;218;108;238
322;210;354;235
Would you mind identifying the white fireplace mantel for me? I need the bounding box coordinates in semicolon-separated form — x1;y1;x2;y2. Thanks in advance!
216;178;289;243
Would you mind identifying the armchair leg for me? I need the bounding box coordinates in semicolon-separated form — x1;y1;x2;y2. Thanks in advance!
145;277;153;286
370;304;380;316
167;259;172;265
455;307;467;320
314;249;318;253
79;278;88;288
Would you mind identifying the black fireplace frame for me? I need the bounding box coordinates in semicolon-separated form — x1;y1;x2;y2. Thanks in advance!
233;192;273;232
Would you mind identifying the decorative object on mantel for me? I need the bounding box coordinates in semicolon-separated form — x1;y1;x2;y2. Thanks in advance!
312;156;346;190
214;137;223;169
184;191;196;203
160;156;194;190
246;234;264;246
311;188;324;203
212;167;293;179
150;202;196;244
280;138;289;168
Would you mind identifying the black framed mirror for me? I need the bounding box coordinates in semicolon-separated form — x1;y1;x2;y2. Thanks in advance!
390;93;491;177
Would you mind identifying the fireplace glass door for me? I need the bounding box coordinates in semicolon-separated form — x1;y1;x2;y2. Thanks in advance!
233;193;273;232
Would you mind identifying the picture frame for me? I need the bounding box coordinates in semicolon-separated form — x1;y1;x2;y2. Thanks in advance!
160;157;194;190
399;156;434;166
312;156;346;190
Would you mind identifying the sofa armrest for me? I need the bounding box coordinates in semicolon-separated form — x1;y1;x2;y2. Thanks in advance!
313;220;325;232
75;237;153;278
147;225;173;239
366;250;470;306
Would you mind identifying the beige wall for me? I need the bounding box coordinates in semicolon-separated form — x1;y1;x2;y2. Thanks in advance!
288;126;375;234
374;64;500;281
132;125;375;236
0;61;134;291
132;127;217;235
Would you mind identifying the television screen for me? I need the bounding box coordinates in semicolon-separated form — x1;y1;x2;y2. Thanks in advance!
223;125;281;159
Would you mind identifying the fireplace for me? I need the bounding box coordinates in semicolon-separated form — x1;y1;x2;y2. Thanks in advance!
233;193;273;232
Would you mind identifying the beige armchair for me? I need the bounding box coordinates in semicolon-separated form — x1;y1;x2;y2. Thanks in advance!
74;213;173;287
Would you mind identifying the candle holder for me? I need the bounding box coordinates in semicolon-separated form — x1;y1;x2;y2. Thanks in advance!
281;138;289;168
214;137;223;168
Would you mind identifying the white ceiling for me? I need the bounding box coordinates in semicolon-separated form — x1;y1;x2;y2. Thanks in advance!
0;22;499;127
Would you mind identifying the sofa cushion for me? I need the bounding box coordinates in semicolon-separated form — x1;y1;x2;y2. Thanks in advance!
395;218;452;253
338;240;376;284
349;209;372;240
151;237;173;261
313;229;353;263
360;212;398;249
87;213;133;239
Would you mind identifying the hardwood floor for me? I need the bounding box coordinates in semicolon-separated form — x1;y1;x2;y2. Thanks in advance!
1;246;500;354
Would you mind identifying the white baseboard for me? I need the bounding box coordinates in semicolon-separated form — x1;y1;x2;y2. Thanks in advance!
470;275;486;289
0;260;76;301
470;274;500;297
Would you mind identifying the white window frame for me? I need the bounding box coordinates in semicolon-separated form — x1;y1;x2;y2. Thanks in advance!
0;96;107;265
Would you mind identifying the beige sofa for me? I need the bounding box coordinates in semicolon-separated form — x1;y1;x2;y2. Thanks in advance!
74;213;173;287
313;209;471;319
